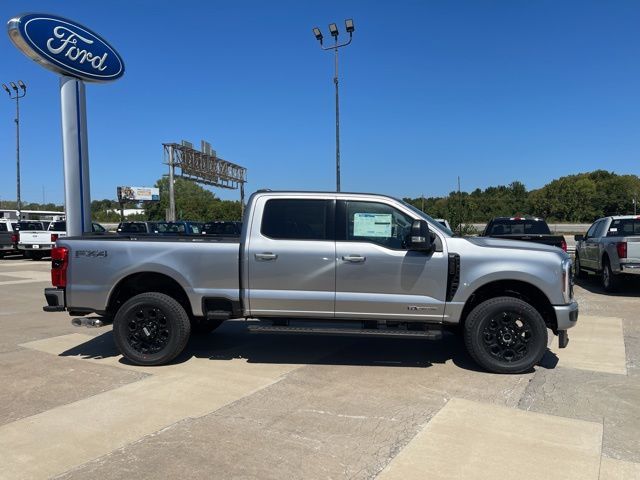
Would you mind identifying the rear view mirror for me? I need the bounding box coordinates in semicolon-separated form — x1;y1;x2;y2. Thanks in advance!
574;234;584;241
409;220;433;252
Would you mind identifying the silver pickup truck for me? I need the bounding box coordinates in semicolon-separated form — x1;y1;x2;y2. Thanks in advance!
574;215;640;292
43;191;578;374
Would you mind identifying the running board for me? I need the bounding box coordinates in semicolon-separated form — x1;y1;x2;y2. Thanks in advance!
247;325;443;340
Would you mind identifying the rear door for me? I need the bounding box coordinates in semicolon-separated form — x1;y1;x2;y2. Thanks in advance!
334;199;448;321
247;196;336;318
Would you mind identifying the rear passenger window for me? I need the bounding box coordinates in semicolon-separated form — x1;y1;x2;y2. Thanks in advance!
0;223;7;232
261;199;332;240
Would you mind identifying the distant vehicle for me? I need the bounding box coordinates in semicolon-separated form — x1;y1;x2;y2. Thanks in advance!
481;216;567;252
154;221;203;236
574;215;640;292
116;222;159;235
434;219;452;231
16;221;50;260
0;219;20;257
202;221;242;237
48;221;109;241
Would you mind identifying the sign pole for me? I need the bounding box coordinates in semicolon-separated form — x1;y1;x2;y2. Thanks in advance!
60;76;91;236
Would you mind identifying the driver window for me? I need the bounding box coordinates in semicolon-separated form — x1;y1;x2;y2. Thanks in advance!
585;221;599;239
345;201;413;249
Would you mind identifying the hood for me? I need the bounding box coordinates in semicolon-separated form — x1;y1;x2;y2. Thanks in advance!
464;236;568;257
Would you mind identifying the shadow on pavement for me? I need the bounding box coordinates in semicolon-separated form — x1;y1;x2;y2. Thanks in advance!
58;320;555;375
575;272;640;297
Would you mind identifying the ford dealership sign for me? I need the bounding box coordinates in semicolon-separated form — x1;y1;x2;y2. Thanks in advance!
7;13;124;82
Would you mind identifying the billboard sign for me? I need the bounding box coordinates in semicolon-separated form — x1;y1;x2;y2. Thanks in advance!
118;186;160;202
8;13;125;82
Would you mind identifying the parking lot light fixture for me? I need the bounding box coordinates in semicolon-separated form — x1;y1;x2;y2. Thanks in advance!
312;20;355;192
313;27;323;43
3;79;27;219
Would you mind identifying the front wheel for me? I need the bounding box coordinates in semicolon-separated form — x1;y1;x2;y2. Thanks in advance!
464;296;548;374
113;292;191;366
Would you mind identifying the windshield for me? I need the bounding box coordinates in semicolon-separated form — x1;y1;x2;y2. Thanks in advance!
400;200;454;236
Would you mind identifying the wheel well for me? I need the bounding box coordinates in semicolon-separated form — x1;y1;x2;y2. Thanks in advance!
460;280;557;332
107;272;193;319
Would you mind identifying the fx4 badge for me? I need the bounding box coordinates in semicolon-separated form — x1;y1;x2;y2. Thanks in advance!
75;250;107;258
407;306;437;311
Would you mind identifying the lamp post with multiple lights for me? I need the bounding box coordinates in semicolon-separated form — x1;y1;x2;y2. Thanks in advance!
2;80;26;219
313;19;354;192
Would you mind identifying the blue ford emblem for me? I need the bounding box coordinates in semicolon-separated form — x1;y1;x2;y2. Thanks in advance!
7;13;124;82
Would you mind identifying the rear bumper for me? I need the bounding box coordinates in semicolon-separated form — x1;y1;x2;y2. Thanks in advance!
0;245;14;251
619;263;640;275
19;244;53;251
43;288;66;312
554;300;579;331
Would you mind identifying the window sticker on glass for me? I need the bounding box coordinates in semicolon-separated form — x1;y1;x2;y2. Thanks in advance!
353;213;392;237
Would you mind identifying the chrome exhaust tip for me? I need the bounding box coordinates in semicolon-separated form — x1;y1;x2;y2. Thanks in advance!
71;318;105;328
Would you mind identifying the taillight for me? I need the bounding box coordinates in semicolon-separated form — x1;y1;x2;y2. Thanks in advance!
51;233;59;242
560;239;567;252
51;246;69;287
11;233;18;244
617;242;627;259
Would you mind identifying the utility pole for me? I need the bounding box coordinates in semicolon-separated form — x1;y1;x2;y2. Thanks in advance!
457;176;462;235
167;144;176;222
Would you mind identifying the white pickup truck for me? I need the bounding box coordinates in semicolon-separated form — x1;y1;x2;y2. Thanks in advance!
17;221;53;260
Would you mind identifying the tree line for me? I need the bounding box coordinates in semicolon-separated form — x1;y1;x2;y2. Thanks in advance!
2;170;637;224
404;170;640;226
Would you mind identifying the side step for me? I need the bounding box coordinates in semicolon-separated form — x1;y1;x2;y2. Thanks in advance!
247;325;443;340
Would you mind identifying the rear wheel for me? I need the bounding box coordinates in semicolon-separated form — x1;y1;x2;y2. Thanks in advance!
113;292;191;366
602;258;619;292
464;296;548;374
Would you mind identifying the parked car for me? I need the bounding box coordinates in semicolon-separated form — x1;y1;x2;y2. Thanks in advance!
574;215;640;291
201;221;242;237
116;222;159;234
0;219;20;257
44;191;577;374
434;218;452;231
48;221;109;240
154;221;203;236
481;216;567;251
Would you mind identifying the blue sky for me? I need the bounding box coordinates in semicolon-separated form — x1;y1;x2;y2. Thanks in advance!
1;0;639;205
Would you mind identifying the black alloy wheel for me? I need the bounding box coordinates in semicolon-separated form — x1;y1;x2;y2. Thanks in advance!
113;292;191;366
464;296;548;374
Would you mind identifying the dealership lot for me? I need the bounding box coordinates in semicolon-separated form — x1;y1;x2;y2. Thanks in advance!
0;256;638;479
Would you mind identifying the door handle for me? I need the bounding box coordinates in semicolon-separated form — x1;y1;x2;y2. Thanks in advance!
255;252;278;261
342;255;366;263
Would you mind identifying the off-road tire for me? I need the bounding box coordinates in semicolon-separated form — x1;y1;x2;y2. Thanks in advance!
113;292;191;366
464;296;548;374
602;258;619;293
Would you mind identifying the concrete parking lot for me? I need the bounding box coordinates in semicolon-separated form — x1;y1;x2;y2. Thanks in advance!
0;255;639;480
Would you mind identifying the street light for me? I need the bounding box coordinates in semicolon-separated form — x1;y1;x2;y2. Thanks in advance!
312;19;355;192
2;80;26;218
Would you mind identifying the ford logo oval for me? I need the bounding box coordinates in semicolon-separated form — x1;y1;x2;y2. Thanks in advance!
7;13;124;82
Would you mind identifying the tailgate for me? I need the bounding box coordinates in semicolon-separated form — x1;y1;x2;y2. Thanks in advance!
19;231;51;244
625;237;640;261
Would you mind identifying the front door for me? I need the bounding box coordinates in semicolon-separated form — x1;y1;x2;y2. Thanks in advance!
247;197;336;318
335;200;447;322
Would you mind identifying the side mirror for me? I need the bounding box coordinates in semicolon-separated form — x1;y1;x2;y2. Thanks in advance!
574;234;584;241
409;219;433;252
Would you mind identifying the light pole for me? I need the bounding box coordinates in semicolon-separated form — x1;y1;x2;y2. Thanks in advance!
2;80;26;219
313;19;355;192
